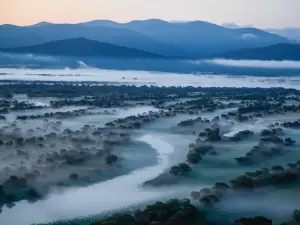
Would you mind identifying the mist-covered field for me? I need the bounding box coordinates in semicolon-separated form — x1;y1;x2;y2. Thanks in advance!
1;66;300;89
0;65;300;225
1;105;300;225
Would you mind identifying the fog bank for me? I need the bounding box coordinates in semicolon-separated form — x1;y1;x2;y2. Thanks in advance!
0;67;300;89
0;133;188;225
206;59;300;69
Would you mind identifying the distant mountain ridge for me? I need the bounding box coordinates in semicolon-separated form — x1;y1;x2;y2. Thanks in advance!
0;19;290;58
0;38;162;58
217;43;300;61
0;23;184;57
79;19;289;57
266;28;300;42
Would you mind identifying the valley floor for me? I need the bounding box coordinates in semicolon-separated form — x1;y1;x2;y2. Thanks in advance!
0;74;299;225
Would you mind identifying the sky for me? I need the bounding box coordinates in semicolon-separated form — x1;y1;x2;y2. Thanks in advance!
0;0;300;28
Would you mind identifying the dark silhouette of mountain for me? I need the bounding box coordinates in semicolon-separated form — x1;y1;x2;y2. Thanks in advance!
0;23;184;57
0;19;290;58
80;19;290;57
0;38;162;58
120;20;289;57
217;43;300;60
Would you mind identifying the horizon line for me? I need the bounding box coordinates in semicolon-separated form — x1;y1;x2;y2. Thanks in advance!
0;18;298;29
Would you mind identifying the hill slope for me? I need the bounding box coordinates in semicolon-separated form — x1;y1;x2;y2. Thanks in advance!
0;24;183;57
0;19;290;58
217;43;300;60
0;38;162;58
80;19;289;57
266;28;300;42
121;20;289;57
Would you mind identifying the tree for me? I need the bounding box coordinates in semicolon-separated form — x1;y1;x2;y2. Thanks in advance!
206;128;221;142
187;151;202;164
293;210;300;222
234;216;272;225
105;154;118;165
170;163;192;176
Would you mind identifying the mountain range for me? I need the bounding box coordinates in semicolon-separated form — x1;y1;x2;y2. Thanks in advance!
221;22;300;42
266;28;300;42
0;38;161;58
0;19;291;58
218;43;300;61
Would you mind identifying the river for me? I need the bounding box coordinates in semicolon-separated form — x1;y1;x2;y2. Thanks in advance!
0;133;191;225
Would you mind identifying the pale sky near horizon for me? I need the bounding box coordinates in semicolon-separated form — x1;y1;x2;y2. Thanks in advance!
0;0;299;28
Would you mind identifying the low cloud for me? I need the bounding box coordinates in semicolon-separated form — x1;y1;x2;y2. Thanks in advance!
206;59;300;69
0;52;59;62
240;33;258;39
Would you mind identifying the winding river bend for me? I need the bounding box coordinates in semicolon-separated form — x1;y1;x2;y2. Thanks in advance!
0;133;187;225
